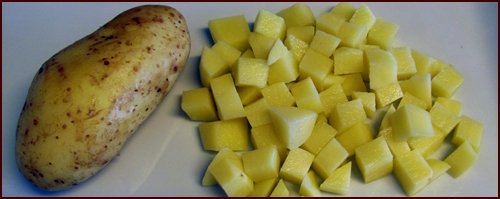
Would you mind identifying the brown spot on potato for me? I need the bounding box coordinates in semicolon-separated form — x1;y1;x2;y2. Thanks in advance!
55;136;59;139
37;67;44;75
152;15;163;23
132;17;141;25
62;124;67;129
104;60;110;65
33;119;38;126
24;129;29;135
66;87;71;92
104;35;115;41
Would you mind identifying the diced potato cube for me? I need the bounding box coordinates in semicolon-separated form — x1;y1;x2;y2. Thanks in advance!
320;162;352;195
366;48;398;90
397;92;427;110
277;3;315;27
429;59;451;77
431;66;464;98
316;113;328;124
270;179;289;196
248;178;279;197
241;48;255;58
355;137;393;183
329;99;367;132
245;98;271;127
287;25;315;44
233;57;269;88
452;116;483;152
411;49;436;75
321;74;345;91
429;102;461;135
290;77;324;113
199;118;249;151
298;49;334;89
379;104;396;131
407;126;446;158
392;47;417;79
377;128;411;157
200;47;229;87
312;138;349;179
336;122;374;156
426;159;451;181
212;41;242;67
280;148;314;184
248;32;276;59
444;142;477;178
316;12;345;36
254;9;286;40
209;15;250;51
337;22;368;48
299;170;322;196
349;4;376;30
310;30;341;57
341;73;367;97
330;2;356;21
301;121;337;155
242;145;280;182
393;150;433;196
250;124;287;160
181;87;218;121
319;82;348;116
268;51;299;84
435;97;462;116
352;91;376;118
236;86;262;106
210;155;254;196
390;104;434;141
334;47;365;75
202;148;241;186
400;74;432;109
261;82;295;107
284;34;309;62
367;18;399;50
269;106;318;149
210;74;246;120
374;82;403;108
268;39;288;65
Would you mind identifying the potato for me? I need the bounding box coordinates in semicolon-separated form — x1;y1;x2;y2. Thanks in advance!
15;5;190;191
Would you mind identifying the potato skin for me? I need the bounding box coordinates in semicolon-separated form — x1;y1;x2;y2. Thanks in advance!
15;5;190;191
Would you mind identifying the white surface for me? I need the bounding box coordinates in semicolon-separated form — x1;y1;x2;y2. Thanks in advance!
2;2;498;196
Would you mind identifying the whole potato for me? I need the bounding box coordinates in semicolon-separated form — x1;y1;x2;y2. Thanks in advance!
15;5;190;191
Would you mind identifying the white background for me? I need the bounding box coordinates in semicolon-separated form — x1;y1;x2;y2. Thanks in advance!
2;2;498;196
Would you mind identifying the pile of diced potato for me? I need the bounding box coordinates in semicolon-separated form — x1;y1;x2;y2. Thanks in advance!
181;3;483;196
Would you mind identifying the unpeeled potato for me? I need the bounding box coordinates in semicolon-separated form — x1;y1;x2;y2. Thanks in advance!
15;5;190;191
